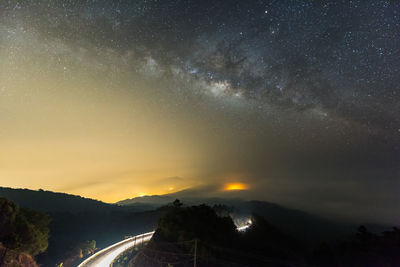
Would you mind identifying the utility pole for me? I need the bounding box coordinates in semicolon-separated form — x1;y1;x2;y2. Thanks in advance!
193;239;197;267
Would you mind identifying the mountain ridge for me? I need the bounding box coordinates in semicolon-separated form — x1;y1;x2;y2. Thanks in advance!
0;186;118;213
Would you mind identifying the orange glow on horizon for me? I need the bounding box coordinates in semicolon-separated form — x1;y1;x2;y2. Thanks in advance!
224;183;248;191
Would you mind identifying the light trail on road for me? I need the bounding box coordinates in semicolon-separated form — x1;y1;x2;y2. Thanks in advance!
77;219;251;266
77;231;154;267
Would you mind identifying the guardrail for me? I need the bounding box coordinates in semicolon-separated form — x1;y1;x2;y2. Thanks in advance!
77;231;155;267
77;221;251;266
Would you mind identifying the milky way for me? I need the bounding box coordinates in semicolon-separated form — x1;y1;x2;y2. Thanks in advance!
0;0;399;223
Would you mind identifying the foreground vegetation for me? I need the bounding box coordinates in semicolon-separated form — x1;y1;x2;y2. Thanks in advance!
127;200;400;267
2;190;400;266
0;198;50;266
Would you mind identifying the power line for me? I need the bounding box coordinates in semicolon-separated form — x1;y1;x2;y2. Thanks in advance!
132;237;300;267
143;247;193;256
140;250;193;265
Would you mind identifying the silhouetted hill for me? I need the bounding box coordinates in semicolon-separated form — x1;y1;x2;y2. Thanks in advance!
0;187;166;266
234;200;356;245
117;190;363;245
117;186;244;206
129;203;306;267
0;187;118;213
117;194;174;208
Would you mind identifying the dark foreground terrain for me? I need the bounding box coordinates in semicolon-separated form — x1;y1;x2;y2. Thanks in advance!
1;188;400;266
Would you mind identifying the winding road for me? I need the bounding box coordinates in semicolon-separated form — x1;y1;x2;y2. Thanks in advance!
77;231;155;267
77;221;251;266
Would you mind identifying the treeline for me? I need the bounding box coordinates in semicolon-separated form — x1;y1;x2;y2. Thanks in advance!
2;194;400;266
312;225;400;266
128;200;400;267
129;200;306;266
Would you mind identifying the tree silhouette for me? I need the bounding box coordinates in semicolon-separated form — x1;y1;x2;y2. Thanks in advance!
172;199;183;208
0;198;50;266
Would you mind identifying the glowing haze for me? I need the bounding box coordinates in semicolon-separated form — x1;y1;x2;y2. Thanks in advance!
224;183;248;191
0;1;399;224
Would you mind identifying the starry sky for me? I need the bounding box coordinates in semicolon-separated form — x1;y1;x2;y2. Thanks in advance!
0;0;399;223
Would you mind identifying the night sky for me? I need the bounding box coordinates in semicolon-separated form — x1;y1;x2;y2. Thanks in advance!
0;0;399;223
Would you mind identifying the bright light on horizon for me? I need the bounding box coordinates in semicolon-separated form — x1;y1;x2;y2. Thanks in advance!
224;183;248;191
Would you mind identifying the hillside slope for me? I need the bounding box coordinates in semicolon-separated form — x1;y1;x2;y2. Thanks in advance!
0;187;118;213
117;189;359;244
